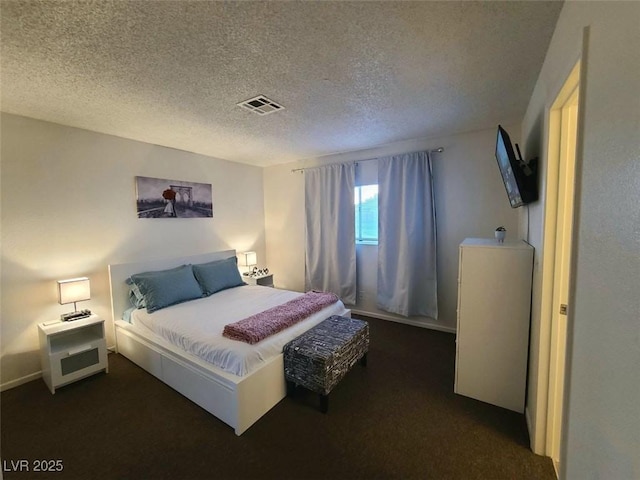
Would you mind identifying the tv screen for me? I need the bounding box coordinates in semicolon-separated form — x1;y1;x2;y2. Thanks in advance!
495;125;537;208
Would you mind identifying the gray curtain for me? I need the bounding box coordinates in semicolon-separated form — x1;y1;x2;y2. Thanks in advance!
304;163;357;304
377;151;438;318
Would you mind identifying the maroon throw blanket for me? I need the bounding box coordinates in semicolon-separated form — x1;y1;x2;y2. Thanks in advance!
223;291;339;344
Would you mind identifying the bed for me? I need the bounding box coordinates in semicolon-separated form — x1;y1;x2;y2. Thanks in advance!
108;250;350;435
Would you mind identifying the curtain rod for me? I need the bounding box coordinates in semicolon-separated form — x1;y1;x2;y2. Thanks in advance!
290;147;444;173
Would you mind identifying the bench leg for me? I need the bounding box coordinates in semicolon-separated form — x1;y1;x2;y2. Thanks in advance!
286;380;296;398
320;394;329;414
360;353;368;367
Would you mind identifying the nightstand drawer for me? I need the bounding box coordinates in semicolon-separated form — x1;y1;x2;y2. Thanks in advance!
50;340;107;381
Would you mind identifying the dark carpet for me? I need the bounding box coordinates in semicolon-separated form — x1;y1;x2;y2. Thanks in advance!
1;316;554;480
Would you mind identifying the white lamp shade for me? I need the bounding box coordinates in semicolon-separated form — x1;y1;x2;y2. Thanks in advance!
240;251;257;267
57;277;91;305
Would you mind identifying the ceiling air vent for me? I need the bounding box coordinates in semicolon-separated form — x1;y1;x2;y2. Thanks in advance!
237;95;285;116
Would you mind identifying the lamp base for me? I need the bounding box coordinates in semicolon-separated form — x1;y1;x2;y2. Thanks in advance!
61;309;92;322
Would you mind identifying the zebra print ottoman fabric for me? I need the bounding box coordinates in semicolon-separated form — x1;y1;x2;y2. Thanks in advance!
283;316;369;409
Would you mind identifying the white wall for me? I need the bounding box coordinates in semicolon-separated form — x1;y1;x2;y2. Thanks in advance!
522;2;640;477
264;125;522;332
0;113;266;388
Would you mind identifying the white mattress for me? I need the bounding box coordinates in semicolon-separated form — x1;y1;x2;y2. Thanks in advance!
129;285;346;377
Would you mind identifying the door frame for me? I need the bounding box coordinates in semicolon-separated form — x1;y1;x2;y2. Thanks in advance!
533;43;589;476
543;61;580;476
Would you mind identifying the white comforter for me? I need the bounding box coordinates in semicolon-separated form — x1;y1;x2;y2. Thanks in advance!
130;285;346;377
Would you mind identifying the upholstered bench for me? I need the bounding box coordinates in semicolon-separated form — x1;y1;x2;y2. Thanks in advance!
283;315;369;413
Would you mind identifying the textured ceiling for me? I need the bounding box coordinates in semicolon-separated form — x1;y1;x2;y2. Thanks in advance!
1;1;563;167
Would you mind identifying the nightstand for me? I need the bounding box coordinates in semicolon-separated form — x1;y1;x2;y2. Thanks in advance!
38;315;108;394
243;273;274;287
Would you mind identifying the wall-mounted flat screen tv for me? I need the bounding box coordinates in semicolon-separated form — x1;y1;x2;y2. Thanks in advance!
495;125;538;208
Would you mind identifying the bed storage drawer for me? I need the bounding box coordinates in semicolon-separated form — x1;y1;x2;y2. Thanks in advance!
161;356;236;426
116;328;163;378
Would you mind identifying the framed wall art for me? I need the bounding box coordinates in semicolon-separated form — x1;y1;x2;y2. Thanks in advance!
135;176;213;218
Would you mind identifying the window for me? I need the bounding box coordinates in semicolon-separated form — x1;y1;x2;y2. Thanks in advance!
355;184;378;244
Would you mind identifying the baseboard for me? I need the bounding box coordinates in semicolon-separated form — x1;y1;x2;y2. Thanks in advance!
350;309;456;334
1;371;42;392
1;349;117;392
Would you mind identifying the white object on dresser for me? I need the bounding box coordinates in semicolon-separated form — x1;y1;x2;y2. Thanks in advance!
454;238;534;413
38;315;108;394
243;273;274;287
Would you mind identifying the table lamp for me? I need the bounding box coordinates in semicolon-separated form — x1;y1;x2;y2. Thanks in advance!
240;251;257;276
57;277;91;321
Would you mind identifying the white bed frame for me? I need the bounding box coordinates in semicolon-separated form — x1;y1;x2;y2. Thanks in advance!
108;250;349;435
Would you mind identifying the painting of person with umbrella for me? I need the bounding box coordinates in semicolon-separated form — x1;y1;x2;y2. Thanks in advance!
162;187;177;217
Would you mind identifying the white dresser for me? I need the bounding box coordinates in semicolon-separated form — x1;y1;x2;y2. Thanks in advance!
454;238;534;413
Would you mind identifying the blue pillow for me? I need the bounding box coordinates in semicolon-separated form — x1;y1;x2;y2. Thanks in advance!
192;257;245;296
130;264;203;313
